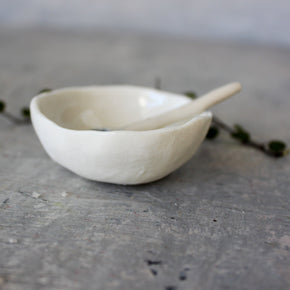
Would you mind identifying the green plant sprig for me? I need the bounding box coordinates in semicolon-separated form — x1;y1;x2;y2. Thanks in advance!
0;89;52;125
212;116;288;158
184;91;289;158
0;100;30;124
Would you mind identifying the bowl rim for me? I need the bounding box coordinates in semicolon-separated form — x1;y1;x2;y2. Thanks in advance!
30;85;212;136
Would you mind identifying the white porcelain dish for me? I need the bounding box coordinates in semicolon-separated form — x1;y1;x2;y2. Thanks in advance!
30;86;212;185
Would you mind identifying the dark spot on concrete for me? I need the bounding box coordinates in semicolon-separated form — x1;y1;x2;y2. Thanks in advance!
213;219;217;222
0;198;10;209
143;209;149;212
179;270;187;281
147;250;155;254
123;192;133;198
165;286;177;290
3;198;9;204
146;260;162;266
150;269;158;276
170;217;175;220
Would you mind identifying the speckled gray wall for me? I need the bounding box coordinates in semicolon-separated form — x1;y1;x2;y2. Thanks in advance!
0;0;290;45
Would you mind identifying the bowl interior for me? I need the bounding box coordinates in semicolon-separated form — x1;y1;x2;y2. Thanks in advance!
37;86;190;130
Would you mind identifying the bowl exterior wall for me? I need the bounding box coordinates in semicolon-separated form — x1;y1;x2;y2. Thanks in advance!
31;100;211;184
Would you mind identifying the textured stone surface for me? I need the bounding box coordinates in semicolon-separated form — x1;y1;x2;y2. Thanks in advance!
0;28;289;290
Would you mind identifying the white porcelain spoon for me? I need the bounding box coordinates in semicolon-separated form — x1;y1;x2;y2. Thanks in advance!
114;82;241;131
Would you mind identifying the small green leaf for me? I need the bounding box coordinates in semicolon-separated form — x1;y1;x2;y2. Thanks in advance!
21;107;30;118
183;91;197;99
206;126;220;140
38;88;52;94
0;100;5;112
231;124;251;143
268;140;286;154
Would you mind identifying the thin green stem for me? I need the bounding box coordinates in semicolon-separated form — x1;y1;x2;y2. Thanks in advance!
1;111;30;125
212;116;288;158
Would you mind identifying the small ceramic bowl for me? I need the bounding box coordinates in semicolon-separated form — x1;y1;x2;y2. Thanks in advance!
30;86;212;185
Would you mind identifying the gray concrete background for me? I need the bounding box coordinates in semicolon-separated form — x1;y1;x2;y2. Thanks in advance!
0;28;290;290
0;0;290;46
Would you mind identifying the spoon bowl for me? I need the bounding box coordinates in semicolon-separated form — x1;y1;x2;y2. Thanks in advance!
30;86;212;185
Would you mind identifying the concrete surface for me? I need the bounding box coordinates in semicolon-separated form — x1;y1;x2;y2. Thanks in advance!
0;28;289;290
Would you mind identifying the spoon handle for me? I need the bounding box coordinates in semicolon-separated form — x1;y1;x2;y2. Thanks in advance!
123;82;241;131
